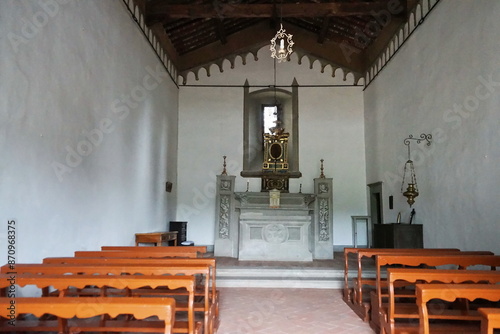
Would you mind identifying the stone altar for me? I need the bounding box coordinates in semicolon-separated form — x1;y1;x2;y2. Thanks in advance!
237;192;314;261
214;175;334;260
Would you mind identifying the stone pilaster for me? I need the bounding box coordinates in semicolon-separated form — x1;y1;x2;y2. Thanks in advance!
313;178;334;259
214;175;238;257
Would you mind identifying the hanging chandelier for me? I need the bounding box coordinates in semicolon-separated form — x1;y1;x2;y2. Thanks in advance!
401;134;432;207
270;23;294;62
401;159;418;207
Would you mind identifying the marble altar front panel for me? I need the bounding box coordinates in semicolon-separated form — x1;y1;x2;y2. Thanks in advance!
238;210;313;261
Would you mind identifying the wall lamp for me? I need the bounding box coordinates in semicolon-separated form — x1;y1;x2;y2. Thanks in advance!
401;133;432;207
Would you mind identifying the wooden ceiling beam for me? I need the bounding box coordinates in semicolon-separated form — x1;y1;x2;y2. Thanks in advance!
177;21;364;74
363;0;418;70
214;18;228;45
146;2;392;23
149;22;181;68
317;16;331;44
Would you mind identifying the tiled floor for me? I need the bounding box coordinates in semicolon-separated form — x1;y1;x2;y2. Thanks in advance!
216;287;375;334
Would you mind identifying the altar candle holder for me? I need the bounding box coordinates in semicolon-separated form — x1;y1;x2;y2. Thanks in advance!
221;155;227;175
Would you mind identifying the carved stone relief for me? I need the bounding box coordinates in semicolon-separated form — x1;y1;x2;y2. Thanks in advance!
318;183;329;194
220;180;231;190
318;198;329;241
262;223;288;243
218;195;230;239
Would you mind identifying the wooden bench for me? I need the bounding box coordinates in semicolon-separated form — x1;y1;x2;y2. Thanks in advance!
43;256;219;331
2;262;217;334
479;308;500;334
101;245;207;256
372;254;500;331
75;249;201;259
0;296;175;333
0;273;199;334
416;284;500;334
343;248;462;320
380;269;500;334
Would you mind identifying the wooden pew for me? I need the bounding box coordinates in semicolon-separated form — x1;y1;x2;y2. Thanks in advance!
0;274;199;334
343;248;462;320
478;308;500;334
101;246;207;256
417;284;500;334
43;256;220;333
0;296;175;333
372;254;500;331
75;249;200;259
2;262;217;334
380;269;500;334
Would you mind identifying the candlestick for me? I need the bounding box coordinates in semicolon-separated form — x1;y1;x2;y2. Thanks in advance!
299;183;302;193
246;180;249;192
221;155;227;175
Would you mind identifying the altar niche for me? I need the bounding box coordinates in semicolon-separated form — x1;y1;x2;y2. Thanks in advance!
214;175;334;261
240;80;301;190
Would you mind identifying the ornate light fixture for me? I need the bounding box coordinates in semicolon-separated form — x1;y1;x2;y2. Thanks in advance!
270;1;293;62
270;24;294;62
401;134;432;207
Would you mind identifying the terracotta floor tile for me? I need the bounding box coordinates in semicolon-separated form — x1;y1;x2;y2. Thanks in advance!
216;288;374;333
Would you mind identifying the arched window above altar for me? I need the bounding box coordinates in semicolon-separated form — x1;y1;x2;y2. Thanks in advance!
263;105;279;136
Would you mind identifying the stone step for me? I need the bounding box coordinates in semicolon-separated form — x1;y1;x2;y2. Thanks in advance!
216;267;375;289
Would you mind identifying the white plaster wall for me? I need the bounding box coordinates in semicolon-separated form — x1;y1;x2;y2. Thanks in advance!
178;49;366;247
364;0;500;253
0;0;179;268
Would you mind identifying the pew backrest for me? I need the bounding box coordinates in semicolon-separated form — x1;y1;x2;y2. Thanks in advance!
42;257;217;301
0;296;175;334
101;245;207;255
375;254;500;313
383;269;500;334
343;247;461;304
478;308;500;334
1;263;212;334
75;250;199;258
416;284;500;334
0;273;195;333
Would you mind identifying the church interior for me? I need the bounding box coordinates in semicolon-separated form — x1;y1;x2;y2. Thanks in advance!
1;0;500;333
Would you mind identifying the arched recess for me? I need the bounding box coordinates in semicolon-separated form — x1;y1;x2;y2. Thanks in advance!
241;79;301;180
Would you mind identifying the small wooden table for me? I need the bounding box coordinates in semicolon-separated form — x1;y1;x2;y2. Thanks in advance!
135;232;178;246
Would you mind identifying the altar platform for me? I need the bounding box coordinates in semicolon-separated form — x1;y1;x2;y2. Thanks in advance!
215;252;376;289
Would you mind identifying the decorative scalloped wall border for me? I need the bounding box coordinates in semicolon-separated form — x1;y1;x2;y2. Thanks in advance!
122;0;178;87
364;0;441;88
178;46;365;86
124;0;439;88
